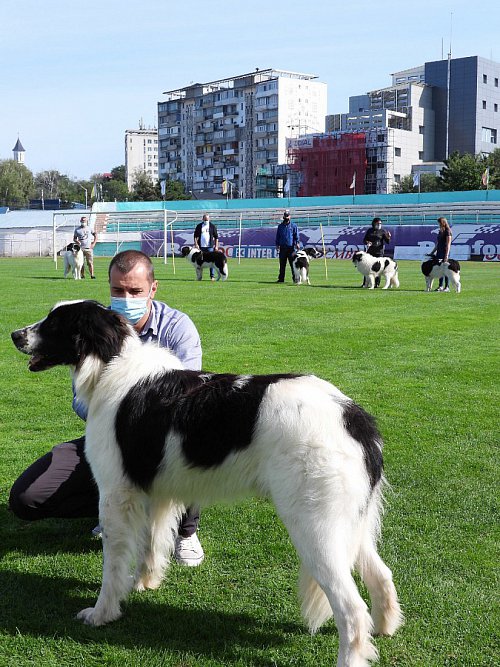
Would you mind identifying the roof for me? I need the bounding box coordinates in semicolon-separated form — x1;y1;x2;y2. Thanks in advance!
0;209;83;229
12;138;25;152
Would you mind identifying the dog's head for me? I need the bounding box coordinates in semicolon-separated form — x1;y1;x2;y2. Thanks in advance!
352;251;364;264
181;246;192;257
11;300;132;373
66;242;81;254
303;247;322;259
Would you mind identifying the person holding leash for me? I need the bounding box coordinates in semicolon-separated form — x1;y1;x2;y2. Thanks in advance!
275;210;300;283
193;213;219;281
362;217;392;287
430;216;453;291
73;216;97;279
9;250;205;567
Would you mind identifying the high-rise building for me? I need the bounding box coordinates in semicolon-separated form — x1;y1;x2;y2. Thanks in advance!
158;69;327;199
124;125;159;191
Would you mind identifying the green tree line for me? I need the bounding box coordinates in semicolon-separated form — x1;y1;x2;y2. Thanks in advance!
0;162;191;209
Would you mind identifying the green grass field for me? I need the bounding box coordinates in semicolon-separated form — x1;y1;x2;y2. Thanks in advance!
0;256;498;667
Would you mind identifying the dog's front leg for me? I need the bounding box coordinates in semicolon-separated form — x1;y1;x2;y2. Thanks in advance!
77;490;141;626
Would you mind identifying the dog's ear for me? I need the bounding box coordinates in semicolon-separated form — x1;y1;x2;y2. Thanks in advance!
75;302;131;365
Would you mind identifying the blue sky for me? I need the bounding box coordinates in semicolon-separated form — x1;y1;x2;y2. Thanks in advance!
1;0;499;179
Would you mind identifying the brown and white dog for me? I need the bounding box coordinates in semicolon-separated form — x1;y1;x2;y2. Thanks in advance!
11;300;403;666
63;242;84;280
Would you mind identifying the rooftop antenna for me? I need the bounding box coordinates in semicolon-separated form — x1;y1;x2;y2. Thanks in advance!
445;12;453;159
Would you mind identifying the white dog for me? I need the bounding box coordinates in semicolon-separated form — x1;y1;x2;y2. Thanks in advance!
352;252;399;289
291;247;322;285
421;257;461;293
63;242;84;280
181;246;228;281
11;300;403;667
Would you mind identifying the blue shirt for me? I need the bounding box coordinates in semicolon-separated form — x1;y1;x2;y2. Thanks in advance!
275;221;299;247
73;299;202;420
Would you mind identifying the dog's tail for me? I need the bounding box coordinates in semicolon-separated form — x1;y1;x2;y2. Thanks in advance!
392;264;400;289
299;564;333;634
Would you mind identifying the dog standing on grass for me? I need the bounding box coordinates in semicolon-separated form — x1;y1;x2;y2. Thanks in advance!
291;247;322;285
62;242;84;280
11;299;403;667
421;257;461;292
352;251;399;290
181;246;229;281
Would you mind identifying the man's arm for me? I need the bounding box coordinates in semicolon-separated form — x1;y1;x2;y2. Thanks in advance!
91;230;98;248
193;224;201;248
212;224;219;250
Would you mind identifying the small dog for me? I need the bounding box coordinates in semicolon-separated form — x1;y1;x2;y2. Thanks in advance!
352;251;399;289
421;257;461;292
11;300;403;665
63;242;84;280
292;247;322;285
181;246;228;281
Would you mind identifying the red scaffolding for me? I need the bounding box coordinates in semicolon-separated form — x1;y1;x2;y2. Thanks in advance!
288;133;367;197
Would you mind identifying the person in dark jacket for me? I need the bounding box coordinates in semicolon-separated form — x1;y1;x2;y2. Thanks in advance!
194;213;219;280
430;216;453;291
362;217;392;287
275;210;300;283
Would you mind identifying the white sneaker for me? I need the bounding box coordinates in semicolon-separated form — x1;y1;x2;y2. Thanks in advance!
443;287;450;292
174;533;204;567
435;287;444;292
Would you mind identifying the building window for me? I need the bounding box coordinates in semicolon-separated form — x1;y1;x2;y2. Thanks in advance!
419;125;424;134
495;78;499;87
495;104;498;112
482;127;497;144
394;174;401;183
419;151;424;160
483;74;488;84
395;147;401;157
482;100;487;109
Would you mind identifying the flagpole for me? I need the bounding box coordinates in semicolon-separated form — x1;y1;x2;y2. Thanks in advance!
320;222;328;279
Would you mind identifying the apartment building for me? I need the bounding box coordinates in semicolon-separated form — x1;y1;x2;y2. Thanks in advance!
124;126;159;191
158;69;327;199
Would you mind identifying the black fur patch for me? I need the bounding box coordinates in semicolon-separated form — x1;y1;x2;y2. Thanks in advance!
384;259;390;269
448;259;460;272
420;259;436;276
342;401;383;489
294;257;309;270
115;371;298;489
371;261;381;273
352;252;363;263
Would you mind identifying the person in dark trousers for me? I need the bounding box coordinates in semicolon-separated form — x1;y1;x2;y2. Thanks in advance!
362;217;392;287
9;251;205;567
430;216;453;291
275;210;300;283
194;213;219;280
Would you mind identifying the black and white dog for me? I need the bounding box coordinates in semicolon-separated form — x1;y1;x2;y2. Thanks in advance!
352;252;400;290
63;242;84;280
11;300;402;666
421;257;461;293
181;246;228;281
291;247;322;285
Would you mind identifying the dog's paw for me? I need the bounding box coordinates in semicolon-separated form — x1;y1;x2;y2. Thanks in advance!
76;606;121;626
133;574;162;592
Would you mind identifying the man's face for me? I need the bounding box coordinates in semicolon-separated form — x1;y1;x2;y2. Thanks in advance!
109;263;158;303
80;218;87;227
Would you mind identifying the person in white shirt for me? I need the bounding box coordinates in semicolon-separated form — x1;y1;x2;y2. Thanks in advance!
193;213;219;280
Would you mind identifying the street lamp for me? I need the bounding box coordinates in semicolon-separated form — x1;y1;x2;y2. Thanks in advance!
79;185;88;209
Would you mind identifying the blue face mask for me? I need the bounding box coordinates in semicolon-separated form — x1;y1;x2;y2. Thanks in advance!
110;288;152;325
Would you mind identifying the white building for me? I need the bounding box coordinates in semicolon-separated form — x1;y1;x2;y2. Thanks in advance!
158;69;327;198
12;138;26;165
124;125;159;191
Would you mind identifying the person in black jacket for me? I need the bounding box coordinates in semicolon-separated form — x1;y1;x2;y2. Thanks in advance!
362;217;392;287
194;213;219;280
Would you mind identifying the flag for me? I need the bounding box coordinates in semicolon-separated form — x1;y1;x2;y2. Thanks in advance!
413;172;421;188
283;177;290;195
482;167;490;188
349;172;356;190
222;179;228;195
91;183;97;199
160;180;166;196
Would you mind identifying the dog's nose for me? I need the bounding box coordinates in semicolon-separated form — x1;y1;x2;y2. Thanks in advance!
11;329;26;350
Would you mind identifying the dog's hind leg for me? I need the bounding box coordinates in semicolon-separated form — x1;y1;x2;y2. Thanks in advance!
280;510;378;667
77;488;146;626
355;493;403;637
134;499;182;591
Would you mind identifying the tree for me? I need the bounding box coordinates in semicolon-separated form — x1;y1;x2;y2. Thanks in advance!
0;160;34;208
163;179;191;200
484;148;500;189
103;178;129;201
131;171;160;201
111;165;126;182
394;173;442;193
438;151;485;191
